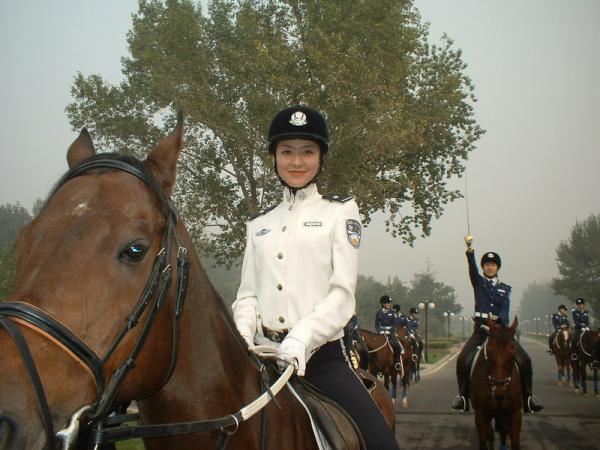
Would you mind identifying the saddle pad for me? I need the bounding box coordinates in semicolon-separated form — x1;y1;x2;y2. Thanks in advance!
289;378;365;450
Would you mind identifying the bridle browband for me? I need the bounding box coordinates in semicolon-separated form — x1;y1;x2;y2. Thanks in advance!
0;155;190;449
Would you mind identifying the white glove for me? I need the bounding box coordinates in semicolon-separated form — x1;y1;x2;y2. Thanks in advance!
277;336;306;376
241;334;255;350
409;333;415;339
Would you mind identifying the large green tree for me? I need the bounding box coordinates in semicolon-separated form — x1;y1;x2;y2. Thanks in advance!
552;214;600;317
66;0;482;265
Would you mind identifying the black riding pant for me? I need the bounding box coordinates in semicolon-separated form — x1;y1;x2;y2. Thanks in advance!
305;340;399;450
456;329;535;401
388;333;402;364
548;331;557;352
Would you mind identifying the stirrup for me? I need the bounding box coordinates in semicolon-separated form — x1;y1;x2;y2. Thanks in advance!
451;395;467;412
525;396;543;413
394;362;402;371
571;353;578;361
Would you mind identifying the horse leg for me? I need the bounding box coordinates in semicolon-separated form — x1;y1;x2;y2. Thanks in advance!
401;375;408;408
509;410;522;450
475;412;493;450
594;368;599;397
581;362;588;395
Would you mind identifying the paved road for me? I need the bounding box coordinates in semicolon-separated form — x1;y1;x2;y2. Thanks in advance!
393;337;600;449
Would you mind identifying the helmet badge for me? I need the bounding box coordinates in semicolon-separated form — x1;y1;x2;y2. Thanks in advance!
289;111;307;126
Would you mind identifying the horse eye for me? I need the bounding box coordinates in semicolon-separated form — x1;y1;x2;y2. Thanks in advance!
119;243;148;262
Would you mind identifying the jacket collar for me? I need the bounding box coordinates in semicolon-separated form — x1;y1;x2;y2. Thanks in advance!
283;183;319;204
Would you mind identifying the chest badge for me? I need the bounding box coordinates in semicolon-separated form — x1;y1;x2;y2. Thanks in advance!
256;228;271;236
303;221;323;227
346;219;361;248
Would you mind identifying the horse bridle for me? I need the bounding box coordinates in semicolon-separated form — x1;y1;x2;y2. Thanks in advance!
0;156;190;449
482;337;515;396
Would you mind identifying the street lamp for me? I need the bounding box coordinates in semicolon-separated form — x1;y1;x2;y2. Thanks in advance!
459;315;467;337
443;311;455;340
418;301;435;362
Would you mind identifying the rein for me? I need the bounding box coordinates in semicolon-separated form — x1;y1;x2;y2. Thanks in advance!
367;336;391;354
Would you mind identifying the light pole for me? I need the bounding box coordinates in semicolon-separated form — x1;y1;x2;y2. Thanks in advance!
418;301;436;363
460;315;467;337
443;311;455;340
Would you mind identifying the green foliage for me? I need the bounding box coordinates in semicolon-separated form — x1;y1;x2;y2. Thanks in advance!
0;247;16;299
0;202;31;249
552;214;600;318
66;0;483;265
0;202;32;299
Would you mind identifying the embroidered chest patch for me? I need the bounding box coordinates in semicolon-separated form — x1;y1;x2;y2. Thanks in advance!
346;219;361;248
303;221;323;227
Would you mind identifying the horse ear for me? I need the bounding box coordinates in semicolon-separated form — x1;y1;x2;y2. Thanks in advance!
145;111;184;197
67;128;96;168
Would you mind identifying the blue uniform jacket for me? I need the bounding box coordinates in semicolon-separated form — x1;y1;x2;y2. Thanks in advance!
467;250;510;326
551;313;569;331
572;308;590;330
395;313;407;328
405;316;419;335
375;308;396;333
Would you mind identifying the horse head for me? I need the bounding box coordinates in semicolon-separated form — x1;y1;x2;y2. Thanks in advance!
0;115;186;449
485;316;518;400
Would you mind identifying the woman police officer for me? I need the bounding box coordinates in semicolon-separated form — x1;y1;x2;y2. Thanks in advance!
232;105;399;449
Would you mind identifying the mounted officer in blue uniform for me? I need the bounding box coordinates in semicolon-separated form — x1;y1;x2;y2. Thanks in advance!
375;295;403;370
392;304;407;328
405;307;421;354
344;312;368;367
451;236;543;413
571;297;591;360
548;304;569;354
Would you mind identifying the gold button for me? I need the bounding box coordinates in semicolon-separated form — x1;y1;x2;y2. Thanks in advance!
277;252;283;259
279;316;285;323
277;284;283;291
282;225;287;232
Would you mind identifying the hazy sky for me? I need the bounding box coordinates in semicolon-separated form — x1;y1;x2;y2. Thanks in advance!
1;1;599;314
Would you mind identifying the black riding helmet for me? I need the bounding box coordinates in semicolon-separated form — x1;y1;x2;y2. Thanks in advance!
576;297;585;305
268;105;330;190
409;307;418;315
268;105;330;154
480;251;501;269
393;304;401;312
380;295;392;305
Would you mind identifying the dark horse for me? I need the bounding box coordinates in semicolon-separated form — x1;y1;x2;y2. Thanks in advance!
471;318;521;450
408;334;423;384
0;117;388;449
571;329;600;396
551;328;572;386
359;328;413;407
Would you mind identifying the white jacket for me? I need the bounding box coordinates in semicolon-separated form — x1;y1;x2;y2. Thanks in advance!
232;183;361;361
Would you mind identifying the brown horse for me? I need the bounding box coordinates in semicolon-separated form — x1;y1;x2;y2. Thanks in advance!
551;328;572;385
470;318;521;450
359;328;413;407
571;329;600;396
0;117;374;449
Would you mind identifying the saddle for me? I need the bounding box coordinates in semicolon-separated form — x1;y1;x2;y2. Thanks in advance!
291;377;366;450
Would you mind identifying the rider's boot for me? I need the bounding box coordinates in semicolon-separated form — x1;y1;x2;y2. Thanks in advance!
394;353;402;371
524;396;544;413
451;375;469;412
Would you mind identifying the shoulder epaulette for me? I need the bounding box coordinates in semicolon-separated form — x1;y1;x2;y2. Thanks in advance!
322;193;353;203
250;204;277;221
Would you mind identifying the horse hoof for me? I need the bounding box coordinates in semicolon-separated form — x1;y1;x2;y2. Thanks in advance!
401;399;408;408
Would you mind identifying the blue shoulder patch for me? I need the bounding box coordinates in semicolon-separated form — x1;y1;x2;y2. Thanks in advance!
250;204;277;221
322;193;353;203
